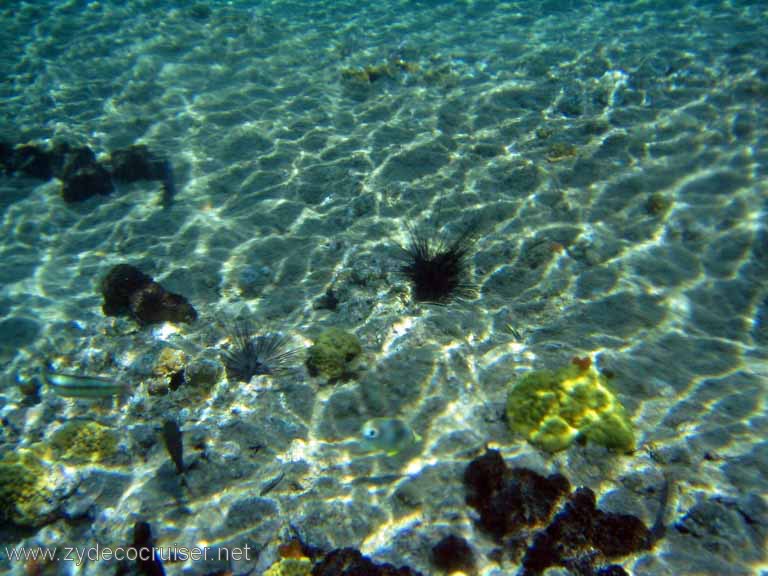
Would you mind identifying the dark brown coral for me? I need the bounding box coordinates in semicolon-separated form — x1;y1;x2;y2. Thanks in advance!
464;449;570;539
129;282;197;325
463;450;664;576
101;264;153;316
431;534;475;574
521;487;654;575
101;264;196;326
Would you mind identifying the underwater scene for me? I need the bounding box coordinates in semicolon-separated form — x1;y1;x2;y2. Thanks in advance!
0;0;767;575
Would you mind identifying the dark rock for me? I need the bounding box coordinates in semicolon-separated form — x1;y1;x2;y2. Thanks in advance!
463;451;662;575
1;141;102;184
464;449;569;539
129;281;197;325
52;143;97;180
168;369;185;391
521;487;654;575
0;141;114;203
101;264;153;316
111;145;168;182
431;534;475;573
463;449;507;510
110;145;175;206
61;161;113;202
592;509;653;558
1;141;174;205
101;264;197;325
312;547;423;576
13;144;53;179
508;468;570;530
0;142;13;174
522;488;596;574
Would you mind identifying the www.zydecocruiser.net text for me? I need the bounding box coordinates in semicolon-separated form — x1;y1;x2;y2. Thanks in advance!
5;543;253;566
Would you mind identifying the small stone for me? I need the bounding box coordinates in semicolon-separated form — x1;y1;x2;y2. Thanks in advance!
431;534;475;573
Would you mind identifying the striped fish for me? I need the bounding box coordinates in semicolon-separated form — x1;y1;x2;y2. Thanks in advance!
42;368;127;398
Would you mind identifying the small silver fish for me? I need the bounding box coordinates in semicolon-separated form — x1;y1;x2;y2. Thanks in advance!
42;368;127;398
360;417;420;455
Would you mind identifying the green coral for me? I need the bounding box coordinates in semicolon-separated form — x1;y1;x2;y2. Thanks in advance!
264;557;312;576
506;361;634;453
305;328;362;380
0;449;55;527
49;420;118;464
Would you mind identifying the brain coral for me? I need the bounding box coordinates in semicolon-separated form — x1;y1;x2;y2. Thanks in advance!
506;358;634;453
305;328;362;381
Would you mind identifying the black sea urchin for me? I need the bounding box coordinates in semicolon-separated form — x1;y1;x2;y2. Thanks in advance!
399;224;477;303
221;318;298;382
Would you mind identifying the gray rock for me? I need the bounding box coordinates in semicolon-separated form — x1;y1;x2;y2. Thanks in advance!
61;470;132;520
294;499;386;550
224;496;278;533
675;495;766;564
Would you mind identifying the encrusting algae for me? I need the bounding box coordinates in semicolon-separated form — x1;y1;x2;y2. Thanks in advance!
49;420;119;464
0;449;56;527
264;557;313;576
265;539;313;576
506;357;635;453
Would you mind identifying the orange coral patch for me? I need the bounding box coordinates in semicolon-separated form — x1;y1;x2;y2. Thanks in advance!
571;356;592;372
278;539;305;559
